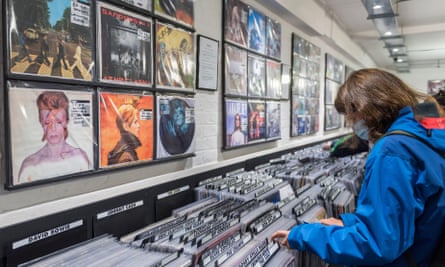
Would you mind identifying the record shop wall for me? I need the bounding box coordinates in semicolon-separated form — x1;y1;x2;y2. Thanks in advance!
0;0;369;226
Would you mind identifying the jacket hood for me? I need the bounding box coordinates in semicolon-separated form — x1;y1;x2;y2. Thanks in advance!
386;106;445;155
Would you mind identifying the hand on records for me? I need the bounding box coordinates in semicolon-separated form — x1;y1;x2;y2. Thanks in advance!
270;230;290;249
319;217;344;227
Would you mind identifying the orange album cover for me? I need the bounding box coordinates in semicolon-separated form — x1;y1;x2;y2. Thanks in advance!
99;91;154;168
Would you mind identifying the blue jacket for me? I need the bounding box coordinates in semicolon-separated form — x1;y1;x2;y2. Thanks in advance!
287;106;445;266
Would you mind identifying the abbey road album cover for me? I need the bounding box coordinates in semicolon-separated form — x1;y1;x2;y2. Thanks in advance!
97;2;153;86
99;91;154;168
156;94;195;159
8;0;94;80
8;81;94;186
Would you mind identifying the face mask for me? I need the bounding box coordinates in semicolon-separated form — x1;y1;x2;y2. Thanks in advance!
353;119;369;140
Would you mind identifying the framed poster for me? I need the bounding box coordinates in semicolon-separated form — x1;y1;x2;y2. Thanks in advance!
224;0;248;48
225;98;248;148
99;90;154;168
155;22;195;91
197;35;219;91
247;54;266;97
247;7;266;55
156;94;195;159
8;81;94;187
266;17;281;60
248;100;266;142
7;0;94;80
97;2;153;86
224;44;247;96
154;0;194;27
266;101;281;140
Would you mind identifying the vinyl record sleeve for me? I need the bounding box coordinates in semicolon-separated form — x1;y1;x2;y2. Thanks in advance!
325;53;344;83
155;22;195;91
247;54;266;97
224;0;248;48
266;59;281;99
7;0;94;80
247;100;266;142
325;79;339;105
325;104;341;131
117;0;152;11
225;98;248;148
98;91;154;168
266;17;281;60
156;94;195;158
224;44;247;96
247;7;266;55
154;0;194;27
97;2;153;86
8;82;94;186
266;101;281;140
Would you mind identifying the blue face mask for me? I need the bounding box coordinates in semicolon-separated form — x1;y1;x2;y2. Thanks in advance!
353;119;369;140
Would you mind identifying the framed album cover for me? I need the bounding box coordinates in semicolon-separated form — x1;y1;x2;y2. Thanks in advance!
8;81;94;187
266;59;281;99
325;53;344;83
224;44;247;96
154;0;194;28
7;0;94;80
266;101;281;140
247;7;266;55
197;35;219;91
266;17;281;60
224;0;248;48
116;0;152;12
325;104;341;131
428;79;445;95
155;22;195;91
225;98;248;148
247;54;266;97
97;2;153;86
98;90;154;168
325;79;340;105
281;63;290;100
156;94;195;159
247;99;266;142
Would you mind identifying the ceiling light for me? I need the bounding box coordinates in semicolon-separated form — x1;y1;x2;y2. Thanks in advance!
384;31;392;36
373;4;382;9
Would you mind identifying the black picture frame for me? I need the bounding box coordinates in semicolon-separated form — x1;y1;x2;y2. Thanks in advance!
196;35;219;91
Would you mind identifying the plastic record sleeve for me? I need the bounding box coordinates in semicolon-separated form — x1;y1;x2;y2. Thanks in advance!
224;44;248;96
156;94;195;159
224;0;248;48
7;81;94;187
225;98;248;148
97;1;153;86
154;0;194;28
247;100;266;142
7;0;94;81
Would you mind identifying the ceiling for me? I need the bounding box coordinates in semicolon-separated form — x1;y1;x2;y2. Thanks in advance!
316;0;445;72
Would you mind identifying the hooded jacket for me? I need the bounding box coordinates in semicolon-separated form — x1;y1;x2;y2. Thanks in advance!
287;106;445;266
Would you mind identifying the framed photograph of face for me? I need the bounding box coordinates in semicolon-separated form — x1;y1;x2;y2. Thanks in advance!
225;98;248;148
7;81;94;187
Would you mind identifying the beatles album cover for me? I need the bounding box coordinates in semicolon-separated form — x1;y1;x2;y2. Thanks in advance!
154;0;194;27
157;94;195;158
248;54;266;97
266;17;281;60
247;7;266;55
224;0;248;48
266;59;282;99
248;100;266;142
224;44;247;96
266;101;281;140
117;0;152;11
8;0;94;80
325;104;341;131
225;98;248;148
98;2;152;86
99;91;154;168
156;22;195;91
8;82;94;186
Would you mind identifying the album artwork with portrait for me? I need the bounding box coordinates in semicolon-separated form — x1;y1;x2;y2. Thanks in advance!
225;98;248;148
7;0;94;80
224;44;247;96
98;90;154;168
7;81;94;187
156;94;195;159
247;7;266;54
224;0;248;48
247;100;266;142
155;22;195;91
154;0;194;27
98;2;153;86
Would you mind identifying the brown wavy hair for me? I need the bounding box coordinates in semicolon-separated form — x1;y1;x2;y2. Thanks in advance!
335;68;425;142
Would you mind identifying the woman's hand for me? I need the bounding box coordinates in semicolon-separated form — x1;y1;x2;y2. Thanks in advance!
270;230;290;249
319;217;344;227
